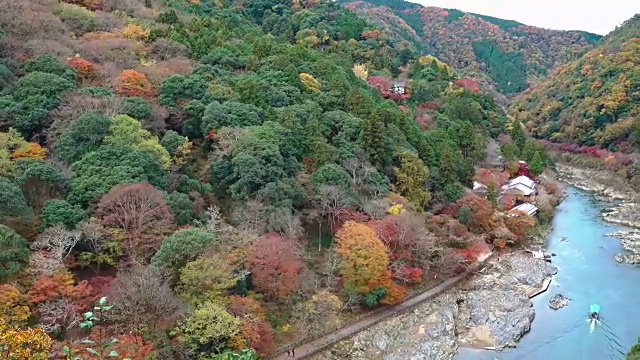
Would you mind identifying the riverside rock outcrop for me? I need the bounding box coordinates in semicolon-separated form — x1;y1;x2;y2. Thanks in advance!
548;294;570;310
455;252;557;350
607;230;640;264
314;252;557;359
557;164;640;229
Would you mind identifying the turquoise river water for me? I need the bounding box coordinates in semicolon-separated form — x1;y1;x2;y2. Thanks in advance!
456;186;640;360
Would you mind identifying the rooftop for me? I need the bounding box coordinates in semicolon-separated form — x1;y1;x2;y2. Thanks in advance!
503;183;535;196
507;175;535;189
510;203;539;216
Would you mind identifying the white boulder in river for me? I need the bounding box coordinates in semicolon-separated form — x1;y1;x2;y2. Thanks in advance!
548;294;570;310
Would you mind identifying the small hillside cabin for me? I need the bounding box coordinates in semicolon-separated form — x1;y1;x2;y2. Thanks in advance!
509;203;539;217
502;175;537;201
391;82;406;94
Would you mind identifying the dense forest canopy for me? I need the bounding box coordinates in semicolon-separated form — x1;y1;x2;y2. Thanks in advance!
511;14;640;152
338;0;601;94
0;0;559;359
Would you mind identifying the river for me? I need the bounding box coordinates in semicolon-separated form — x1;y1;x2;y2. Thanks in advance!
456;186;640;360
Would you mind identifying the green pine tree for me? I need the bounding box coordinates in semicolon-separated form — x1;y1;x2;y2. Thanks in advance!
529;151;545;176
358;112;387;170
510;121;527;152
486;183;499;208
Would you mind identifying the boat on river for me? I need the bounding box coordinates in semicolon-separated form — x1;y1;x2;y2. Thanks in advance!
590;304;600;320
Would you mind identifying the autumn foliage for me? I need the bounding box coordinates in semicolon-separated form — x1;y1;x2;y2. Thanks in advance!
118;24;150;41
96;183;176;263
116;70;156;99
246;232;302;299
0;318;53;360
67;57;101;84
503;210;536;242
335;221;404;304
455;78;481;93
27;270;93;307
336;221;389;294
455;194;496;234
63;0;101;11
227;296;276;356
474;168;501;188
299;72;322;91
0;284;31;326
11;142;47;160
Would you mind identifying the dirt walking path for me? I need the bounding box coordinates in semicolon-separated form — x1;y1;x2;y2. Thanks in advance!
270;256;493;360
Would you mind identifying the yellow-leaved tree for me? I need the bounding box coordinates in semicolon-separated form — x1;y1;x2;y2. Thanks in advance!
105;115;172;169
0;318;53;360
335;221;389;294
0;284;31;326
352;63;368;81
335;221;405;305
299;73;322;92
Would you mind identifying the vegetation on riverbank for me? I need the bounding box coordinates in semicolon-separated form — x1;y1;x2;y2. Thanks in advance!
628;338;640;359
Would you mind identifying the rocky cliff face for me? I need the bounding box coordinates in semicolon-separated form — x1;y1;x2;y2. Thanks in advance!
455;252;557;349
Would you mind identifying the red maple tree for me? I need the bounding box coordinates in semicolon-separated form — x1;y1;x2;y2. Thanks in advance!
245;232;302;299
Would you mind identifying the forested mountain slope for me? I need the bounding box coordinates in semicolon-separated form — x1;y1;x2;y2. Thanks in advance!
0;0;558;359
338;0;601;94
511;14;640;151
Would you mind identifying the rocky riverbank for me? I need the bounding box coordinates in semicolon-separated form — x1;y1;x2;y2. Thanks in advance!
312;252;556;360
556;164;640;228
556;163;640;262
606;230;640;265
555;163;632;201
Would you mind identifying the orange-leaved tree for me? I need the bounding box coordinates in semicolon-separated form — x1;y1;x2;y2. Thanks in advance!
11;142;47;160
67;57;101;85
474;168;501;188
227;296;275;356
456;193;496;234
116;70;155;99
27;269;94;335
504;210;536;242
335;221;390;295
63;0;101;11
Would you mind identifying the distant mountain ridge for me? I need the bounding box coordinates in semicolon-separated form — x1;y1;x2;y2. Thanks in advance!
510;14;640;151
338;0;602;94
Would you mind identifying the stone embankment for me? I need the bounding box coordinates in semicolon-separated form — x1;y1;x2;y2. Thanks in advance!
314;252;556;360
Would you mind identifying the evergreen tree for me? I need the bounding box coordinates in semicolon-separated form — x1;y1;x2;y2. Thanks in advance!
510;121;527;152
501;141;519;161
486;183;498;208
393;151;431;210
436;146;459;191
358;112;387;170
529;151;545;176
